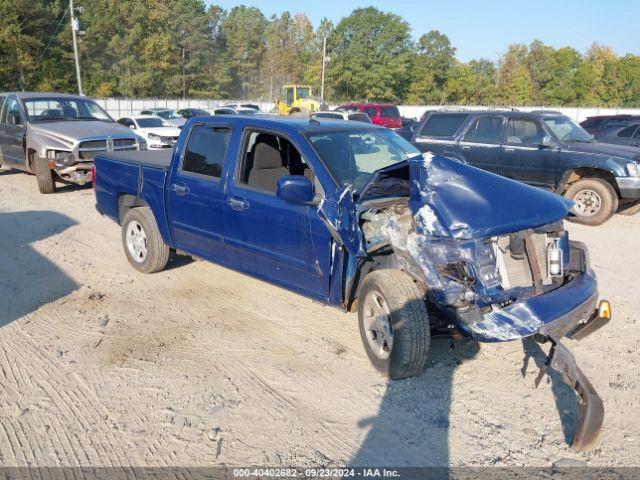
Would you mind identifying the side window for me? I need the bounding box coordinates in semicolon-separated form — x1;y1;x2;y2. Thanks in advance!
238;131;312;193
504;119;545;146
634;127;640;139
420;113;468;137
182;125;230;178
463;116;503;144
618;125;637;138
364;107;376;118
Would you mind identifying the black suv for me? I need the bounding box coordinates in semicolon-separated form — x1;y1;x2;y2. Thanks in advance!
410;110;640;225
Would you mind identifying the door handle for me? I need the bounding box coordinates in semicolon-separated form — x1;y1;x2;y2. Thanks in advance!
227;196;249;211
504;147;515;152
462;145;471;151
170;182;189;196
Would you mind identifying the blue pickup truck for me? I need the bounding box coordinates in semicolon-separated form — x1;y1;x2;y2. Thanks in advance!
94;116;610;450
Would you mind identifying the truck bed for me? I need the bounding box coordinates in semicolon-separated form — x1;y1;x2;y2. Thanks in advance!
97;150;173;170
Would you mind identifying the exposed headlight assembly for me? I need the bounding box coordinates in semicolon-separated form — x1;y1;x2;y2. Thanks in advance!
147;133;161;141
47;150;75;166
628;162;640;177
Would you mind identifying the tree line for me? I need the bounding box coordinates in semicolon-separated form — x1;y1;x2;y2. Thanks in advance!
2;0;640;107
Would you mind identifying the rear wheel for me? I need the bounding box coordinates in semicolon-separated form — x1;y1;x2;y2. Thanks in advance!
565;178;618;226
34;154;56;194
358;269;430;379
121;207;170;273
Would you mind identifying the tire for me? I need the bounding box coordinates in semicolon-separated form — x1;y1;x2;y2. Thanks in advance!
357;269;430;379
121;207;170;273
564;178;618;226
34;154;56;194
618;201;640;217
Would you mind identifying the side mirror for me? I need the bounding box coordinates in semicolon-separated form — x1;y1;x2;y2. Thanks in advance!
10;112;22;126
540;134;554;149
276;175;315;203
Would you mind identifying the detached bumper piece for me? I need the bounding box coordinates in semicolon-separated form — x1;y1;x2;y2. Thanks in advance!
535;339;604;451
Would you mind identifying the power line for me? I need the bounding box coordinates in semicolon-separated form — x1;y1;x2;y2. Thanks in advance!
24;7;69;90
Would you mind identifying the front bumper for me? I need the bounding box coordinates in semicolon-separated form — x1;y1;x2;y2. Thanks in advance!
458;269;599;343
616;176;640;199
50;160;94;185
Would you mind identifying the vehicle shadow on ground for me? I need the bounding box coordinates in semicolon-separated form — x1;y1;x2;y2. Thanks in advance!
0;210;79;327
349;330;479;467
165;251;195;271
521;338;578;444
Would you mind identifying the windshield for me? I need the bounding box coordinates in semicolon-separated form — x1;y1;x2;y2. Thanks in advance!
308;129;420;193
156;110;180;120
136;118;165;128
543;116;593;142
24;97;112;121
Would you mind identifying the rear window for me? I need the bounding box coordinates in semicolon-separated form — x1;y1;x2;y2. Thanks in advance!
381;106;400;118
420;113;469;137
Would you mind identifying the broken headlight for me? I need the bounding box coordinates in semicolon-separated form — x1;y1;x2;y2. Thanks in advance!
46;150;75;167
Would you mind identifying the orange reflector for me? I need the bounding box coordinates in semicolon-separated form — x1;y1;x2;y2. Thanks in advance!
598;300;611;319
48;160;55;169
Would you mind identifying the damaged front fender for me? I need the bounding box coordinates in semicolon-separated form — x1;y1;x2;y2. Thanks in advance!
317;187;365;258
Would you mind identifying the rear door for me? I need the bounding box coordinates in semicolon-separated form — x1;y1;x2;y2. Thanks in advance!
457;115;504;173
0;96;27;167
500;117;559;187
166;122;233;264
412;113;468;156
223;128;331;299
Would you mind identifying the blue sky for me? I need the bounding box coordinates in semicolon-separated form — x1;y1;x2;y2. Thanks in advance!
206;0;640;61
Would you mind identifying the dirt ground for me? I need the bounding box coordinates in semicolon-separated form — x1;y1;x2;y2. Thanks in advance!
0;167;638;468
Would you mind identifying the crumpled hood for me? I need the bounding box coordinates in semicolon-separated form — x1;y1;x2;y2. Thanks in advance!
318;153;572;257
30;120;138;143
564;140;640;159
408;154;572;239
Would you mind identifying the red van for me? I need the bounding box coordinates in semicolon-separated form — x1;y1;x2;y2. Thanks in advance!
337;103;402;129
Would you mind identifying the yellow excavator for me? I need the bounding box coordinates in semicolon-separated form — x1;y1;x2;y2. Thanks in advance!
274;84;323;116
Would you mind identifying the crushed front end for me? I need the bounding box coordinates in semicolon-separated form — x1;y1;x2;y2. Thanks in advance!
355;153;610;450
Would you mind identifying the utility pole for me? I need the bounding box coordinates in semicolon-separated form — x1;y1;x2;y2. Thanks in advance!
69;0;83;95
320;35;328;101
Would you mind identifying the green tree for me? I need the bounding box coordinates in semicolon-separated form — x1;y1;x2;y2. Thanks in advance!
220;5;266;98
327;7;412;102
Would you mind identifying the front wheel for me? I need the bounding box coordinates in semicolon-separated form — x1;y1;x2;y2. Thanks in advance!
121;207;170;273
565;178;618;226
34;155;56;194
358;269;430;379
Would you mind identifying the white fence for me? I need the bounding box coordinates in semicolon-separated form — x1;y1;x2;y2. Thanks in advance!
94;98;640;123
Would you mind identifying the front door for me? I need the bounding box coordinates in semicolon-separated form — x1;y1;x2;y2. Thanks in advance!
166;123;232;264
457;115;504;174
0;96;27;167
223;129;331;299
500;118;559;188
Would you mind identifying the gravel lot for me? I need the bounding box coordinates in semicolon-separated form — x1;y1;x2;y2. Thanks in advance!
0;167;638;468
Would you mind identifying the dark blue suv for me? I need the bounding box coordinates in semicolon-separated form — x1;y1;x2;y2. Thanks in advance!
411;110;640;225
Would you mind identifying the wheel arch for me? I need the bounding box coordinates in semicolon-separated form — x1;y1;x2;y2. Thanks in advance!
557;167;620;198
345;250;426;313
117;193;149;225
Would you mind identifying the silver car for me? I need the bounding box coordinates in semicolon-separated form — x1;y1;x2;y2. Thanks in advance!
0;92;145;193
